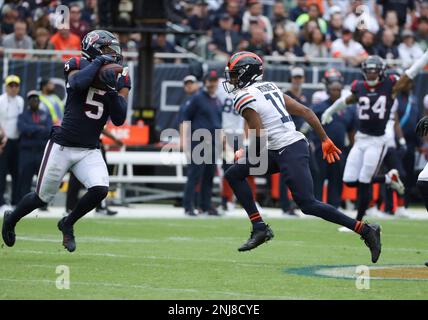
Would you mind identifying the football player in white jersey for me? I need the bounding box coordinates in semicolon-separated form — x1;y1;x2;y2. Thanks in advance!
223;51;382;263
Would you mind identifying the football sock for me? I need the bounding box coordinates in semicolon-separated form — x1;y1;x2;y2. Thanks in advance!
356;183;371;221
65;186;108;227
225;167;266;230
417;180;428;211
8;192;46;225
372;175;387;183
299;199;357;231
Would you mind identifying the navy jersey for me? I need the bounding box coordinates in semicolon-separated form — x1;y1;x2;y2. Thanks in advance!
351;75;397;136
51;57;111;148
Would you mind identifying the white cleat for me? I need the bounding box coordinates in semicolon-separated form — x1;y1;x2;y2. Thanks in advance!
388;169;405;195
366;206;389;218
338;226;353;233
395;206;411;218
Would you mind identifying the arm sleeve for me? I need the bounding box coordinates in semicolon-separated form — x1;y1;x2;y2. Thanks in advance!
67;58;103;91
106;91;127;126
405;50;428;79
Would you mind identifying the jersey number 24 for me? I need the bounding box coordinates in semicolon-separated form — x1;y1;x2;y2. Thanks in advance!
358;95;386;120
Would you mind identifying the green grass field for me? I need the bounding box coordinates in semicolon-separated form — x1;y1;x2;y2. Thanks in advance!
1;217;428;300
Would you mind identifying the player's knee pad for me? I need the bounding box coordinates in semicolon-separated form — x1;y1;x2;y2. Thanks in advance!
88;186;109;201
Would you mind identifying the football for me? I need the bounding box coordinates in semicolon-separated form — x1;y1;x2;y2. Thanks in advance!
92;63;123;91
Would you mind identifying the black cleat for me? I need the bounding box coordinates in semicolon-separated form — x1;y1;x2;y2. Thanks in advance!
57;217;76;252
425;261;428;267
361;223;382;263
2;210;16;247
184;210;198;217
96;208;118;216
238;225;274;252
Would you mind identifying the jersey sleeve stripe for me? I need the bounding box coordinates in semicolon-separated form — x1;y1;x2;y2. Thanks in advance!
234;93;250;106
238;99;256;113
235;95;255;111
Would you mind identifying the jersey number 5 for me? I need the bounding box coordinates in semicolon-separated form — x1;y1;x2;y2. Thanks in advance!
85;87;106;120
358;95;386;120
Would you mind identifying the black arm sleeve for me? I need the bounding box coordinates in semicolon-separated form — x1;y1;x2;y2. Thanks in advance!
68;59;103;91
106;91;127;126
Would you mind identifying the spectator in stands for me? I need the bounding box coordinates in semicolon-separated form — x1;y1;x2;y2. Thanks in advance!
289;0;307;21
189;0;212;32
152;34;181;64
272;30;304;62
377;28;400;60
81;0;98;26
327;11;344;43
49;28;81;61
271;1;299;34
398;29;424;68
376;0;416;28
17;90;52;199
33;27;54;52
39;78;64;126
302;27;329;59
242;0;273;43
214;0;243;32
0;75;24;210
209;13;241;61
296;3;328;35
416;17;428;51
69;2;90;40
182;70;222;216
360;30;378;56
331;28;368;66
32;7;52;37
2;20;33;59
245;25;272;58
343;0;380;34
1;4;19;35
382;10;401;40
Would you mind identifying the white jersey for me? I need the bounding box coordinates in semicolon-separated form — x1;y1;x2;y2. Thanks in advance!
218;78;244;135
385;99;399;148
233;81;305;150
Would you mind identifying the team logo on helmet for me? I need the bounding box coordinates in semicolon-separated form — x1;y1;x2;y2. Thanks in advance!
82;32;100;51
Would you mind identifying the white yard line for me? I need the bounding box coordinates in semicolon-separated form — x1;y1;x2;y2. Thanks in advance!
0;277;299;299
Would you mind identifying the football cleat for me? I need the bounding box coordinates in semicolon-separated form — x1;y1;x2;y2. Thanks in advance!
388;169;405;195
238;225;274;252
184;210;198;217
2;210;16;247
57;217;76;252
96;208;118;216
360;223;382;263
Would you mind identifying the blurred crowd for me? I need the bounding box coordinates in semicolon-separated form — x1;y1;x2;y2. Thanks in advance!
166;0;428;67
0;0;427;66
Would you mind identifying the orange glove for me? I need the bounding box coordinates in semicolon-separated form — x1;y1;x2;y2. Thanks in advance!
322;138;342;164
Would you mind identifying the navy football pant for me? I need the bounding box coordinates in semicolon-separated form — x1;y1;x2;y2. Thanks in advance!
225;139;357;230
